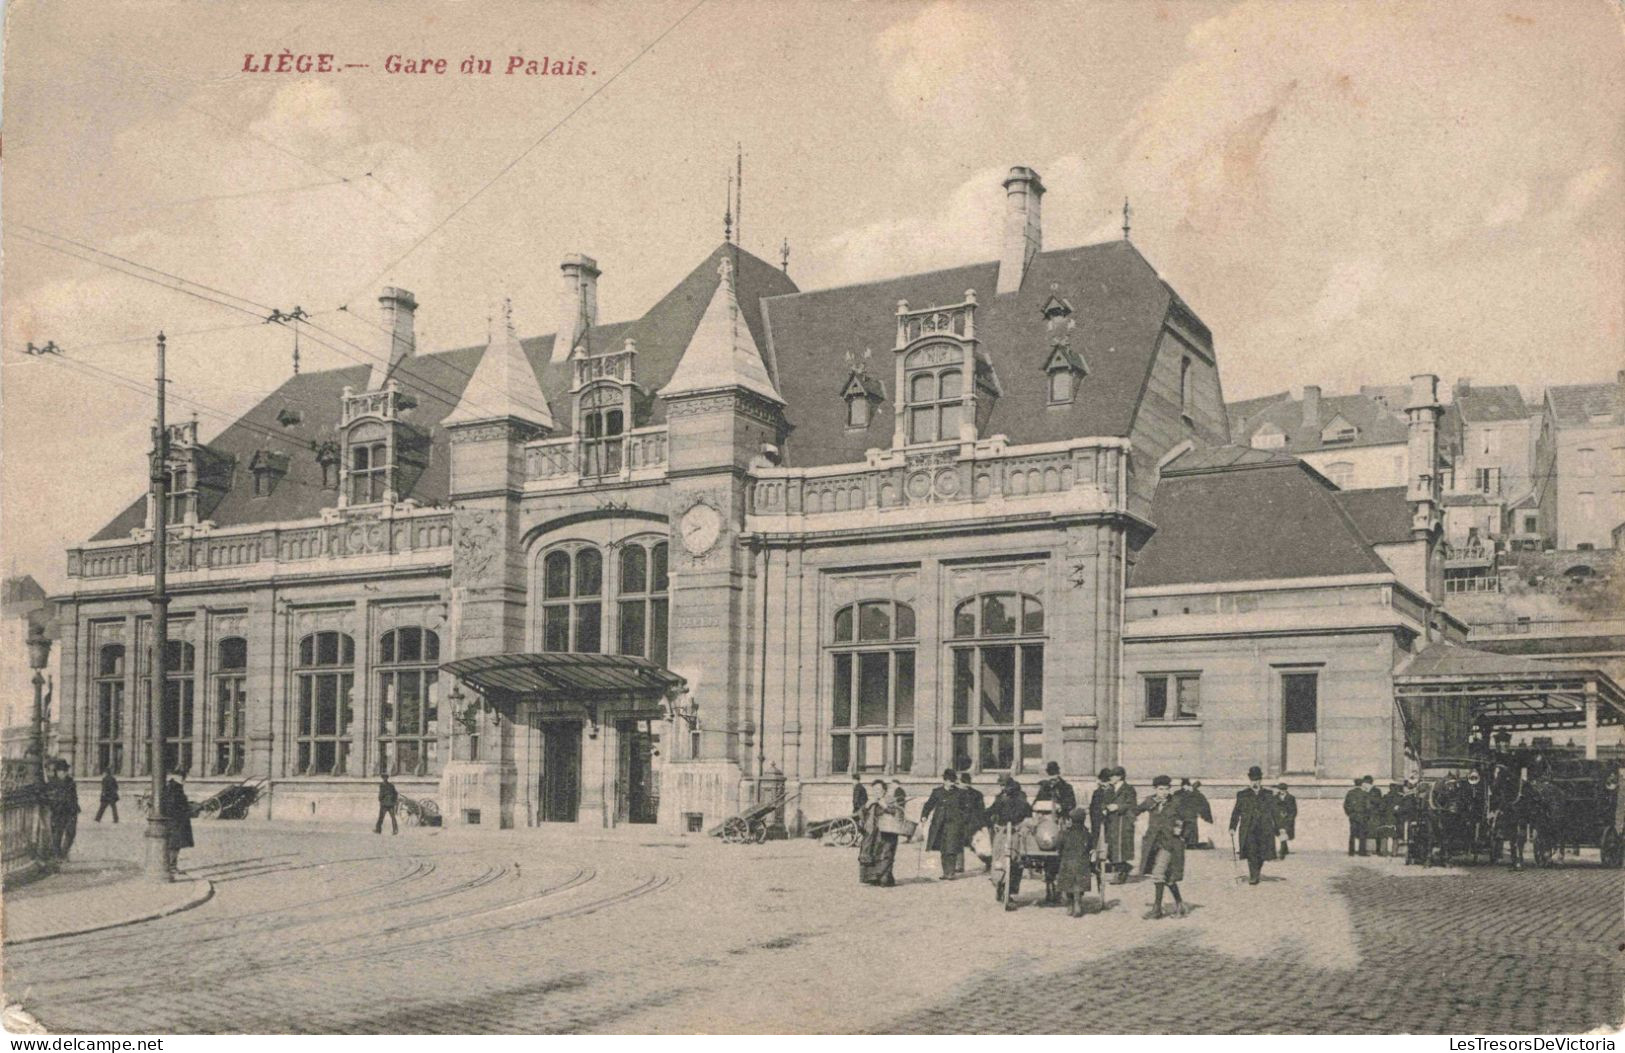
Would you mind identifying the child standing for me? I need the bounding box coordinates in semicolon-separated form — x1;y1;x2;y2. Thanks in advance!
1136;774;1187;919
1055;806;1094;917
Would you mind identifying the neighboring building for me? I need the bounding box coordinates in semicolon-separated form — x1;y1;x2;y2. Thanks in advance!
1227;385;1413;491
2;575;58;761
1441;379;1537;556
1536;374;1625;551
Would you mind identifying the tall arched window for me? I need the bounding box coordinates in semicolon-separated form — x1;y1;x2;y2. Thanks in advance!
907;367;962;444
95;644;126;775
295;631;355;775
617;541;669;667
350;435;389;505
378;627;440;776
138;640;195;776
212;637;247;775
541;546;603;653
829;600;916;775
950;592;1044;773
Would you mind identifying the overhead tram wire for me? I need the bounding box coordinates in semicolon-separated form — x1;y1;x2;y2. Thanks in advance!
76;177;360;218
333;0;712;313
6;229;544;424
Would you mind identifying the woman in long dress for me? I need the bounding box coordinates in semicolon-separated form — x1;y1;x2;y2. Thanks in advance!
857;779;900;886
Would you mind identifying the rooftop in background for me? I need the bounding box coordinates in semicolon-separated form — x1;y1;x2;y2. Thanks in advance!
1226;387;1410;454
1545;376;1625;428
1452;382;1530;423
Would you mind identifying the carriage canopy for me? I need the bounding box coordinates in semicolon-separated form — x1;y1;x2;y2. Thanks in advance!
1393;640;1625;759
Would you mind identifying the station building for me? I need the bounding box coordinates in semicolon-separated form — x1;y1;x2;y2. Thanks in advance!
59;165;1577;835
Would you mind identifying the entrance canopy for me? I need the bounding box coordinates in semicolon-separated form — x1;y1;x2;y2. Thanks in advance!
1393;640;1625;757
442;652;686;730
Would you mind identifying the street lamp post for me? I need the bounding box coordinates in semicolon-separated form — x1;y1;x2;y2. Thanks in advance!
26;622;52;785
145;332;173;882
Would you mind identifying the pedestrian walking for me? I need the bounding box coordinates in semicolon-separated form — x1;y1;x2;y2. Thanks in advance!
850;772;868;817
48;763;80;862
921;769;970;879
1055;806;1094;917
959;771;990;870
1035;761;1077;814
1344;777;1371;856
375;772;400;835
1177;777;1212;849
1229;765;1282;885
162;770;194;875
857;779;901;886
986;775;1032;910
95;768;119;823
1101;766;1137;884
1274;782;1298;857
1136;775;1186;918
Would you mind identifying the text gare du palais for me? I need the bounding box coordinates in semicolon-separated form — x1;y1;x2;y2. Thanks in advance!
240;52;593;76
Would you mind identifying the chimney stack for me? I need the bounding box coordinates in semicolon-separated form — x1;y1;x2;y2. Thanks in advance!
996;166;1044;296
552;254;600;363
1405;374;1443;540
1454;377;1471;400
369;287;416;390
1302;385;1321;432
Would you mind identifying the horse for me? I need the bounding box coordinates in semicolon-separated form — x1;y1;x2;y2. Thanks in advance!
1425;773;1477;867
1484;762;1531;869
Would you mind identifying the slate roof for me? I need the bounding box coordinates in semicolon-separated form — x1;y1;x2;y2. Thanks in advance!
1454;384;1529;423
1546;381;1624;428
1131;447;1395;588
1334;486;1415;545
1229;390;1410;453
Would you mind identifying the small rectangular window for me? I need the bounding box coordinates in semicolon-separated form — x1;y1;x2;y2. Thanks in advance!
1144;676;1168;720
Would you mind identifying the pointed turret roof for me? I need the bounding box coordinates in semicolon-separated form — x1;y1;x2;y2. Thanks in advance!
444;298;557;430
660;256;783;404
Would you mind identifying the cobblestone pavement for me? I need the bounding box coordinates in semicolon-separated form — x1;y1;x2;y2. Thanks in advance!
3;821;1620;1034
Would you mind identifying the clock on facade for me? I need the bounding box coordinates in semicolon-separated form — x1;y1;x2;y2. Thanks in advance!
679;501;723;556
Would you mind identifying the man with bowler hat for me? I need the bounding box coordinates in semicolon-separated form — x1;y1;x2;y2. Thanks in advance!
1035;761;1077;815
1229;765;1281;885
1177;777;1212;849
1101;766;1137;884
921;769;970;879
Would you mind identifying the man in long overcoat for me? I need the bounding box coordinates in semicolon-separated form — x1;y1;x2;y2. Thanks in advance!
1136;775;1186;918
96;769;120;824
1035;762;1077;815
1273;782;1298;857
957;771;989;870
1344;777;1370;856
1177;778;1213;848
48;763;80;862
1101;766;1137;884
1229;765;1281;885
162;771;195;875
921;769;971;878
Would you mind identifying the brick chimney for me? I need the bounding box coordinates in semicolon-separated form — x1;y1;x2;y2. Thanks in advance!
368;287;416;390
551;254;600;363
996;166;1044;296
1454;376;1471;400
1302;385;1321;432
1405;374;1442;540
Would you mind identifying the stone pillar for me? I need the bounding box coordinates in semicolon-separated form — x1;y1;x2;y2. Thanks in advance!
1061;522;1124;773
57;603;80;774
1584;681;1599;761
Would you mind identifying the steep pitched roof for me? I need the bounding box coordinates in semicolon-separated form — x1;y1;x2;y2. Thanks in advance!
1455;384;1529;423
1546;381;1624;428
1334;486;1414;545
1230;390;1410;454
444;298;556;429
1131;451;1394;588
763;239;1183;467
661;256;783;403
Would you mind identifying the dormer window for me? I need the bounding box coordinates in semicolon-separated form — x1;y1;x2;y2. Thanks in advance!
165;467;192;523
907;366;962;444
1042;343;1087;407
316;442;341;490
350;435;390;505
1250;424;1286;450
248;449;289;498
847;396;871;428
840;366;884;431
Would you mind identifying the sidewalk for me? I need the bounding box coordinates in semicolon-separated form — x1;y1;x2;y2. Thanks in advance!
1;858;213;945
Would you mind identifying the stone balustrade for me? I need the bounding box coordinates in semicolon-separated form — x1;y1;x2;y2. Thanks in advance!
67;509;453;582
524;426;669;488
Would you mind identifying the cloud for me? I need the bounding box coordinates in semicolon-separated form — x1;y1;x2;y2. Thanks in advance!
874;4;1033;153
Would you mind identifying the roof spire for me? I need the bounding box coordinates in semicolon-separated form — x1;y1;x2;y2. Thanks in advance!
1122;197;1133;241
780;236;790;274
735;142;743;249
723;170;733;245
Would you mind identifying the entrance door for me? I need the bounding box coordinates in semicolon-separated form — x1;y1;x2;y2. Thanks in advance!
540;721;582;823
1282;671;1319;774
615;718;659;824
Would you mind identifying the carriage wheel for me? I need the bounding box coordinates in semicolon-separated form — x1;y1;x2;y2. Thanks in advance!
721;817;748;844
832;818;859;847
747;819;768;844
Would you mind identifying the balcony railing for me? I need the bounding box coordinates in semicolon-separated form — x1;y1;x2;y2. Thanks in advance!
524;426;668;487
67;509;453;581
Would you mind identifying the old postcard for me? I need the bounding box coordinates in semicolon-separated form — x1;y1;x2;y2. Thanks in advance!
1;0;1622;1041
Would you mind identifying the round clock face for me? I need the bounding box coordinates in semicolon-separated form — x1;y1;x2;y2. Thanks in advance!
679;502;723;555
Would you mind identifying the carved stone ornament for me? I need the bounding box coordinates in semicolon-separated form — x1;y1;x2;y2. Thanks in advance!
454;507;503;586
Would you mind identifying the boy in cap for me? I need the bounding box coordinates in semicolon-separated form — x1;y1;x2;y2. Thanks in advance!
1229;765;1281;885
1136;775;1186;918
1055;806;1094;917
1273;782;1297;857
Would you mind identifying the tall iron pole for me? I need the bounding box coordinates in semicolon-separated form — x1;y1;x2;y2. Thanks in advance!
146;332;172;881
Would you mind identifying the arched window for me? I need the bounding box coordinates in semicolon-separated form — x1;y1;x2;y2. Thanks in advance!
1324;461;1355;489
213;637;247;775
540;545;603;653
581;402;625;478
828;600;917;775
950;592;1045;773
138;640;195;776
378;627;440;776
295;631;355;775
350;436;389;505
617;541;669;668
907;367;962;444
95;644;126;776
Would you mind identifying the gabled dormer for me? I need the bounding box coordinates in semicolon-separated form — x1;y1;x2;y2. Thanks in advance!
1320;414;1359;445
247;448;291;498
839;349;885;429
340;380;427;508
148;418;233;527
570;338;646;478
1250;422;1286;450
891;292;999;448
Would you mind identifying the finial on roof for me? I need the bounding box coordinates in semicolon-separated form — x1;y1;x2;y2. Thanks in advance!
780;237;790;274
1122;197;1133;241
724;171;733;245
717;255;735;292
735;142;743;248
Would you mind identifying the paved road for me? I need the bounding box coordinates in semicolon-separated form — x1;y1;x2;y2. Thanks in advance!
3;821;1620;1034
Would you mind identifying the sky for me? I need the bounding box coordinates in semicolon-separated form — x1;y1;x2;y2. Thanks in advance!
2;0;1622;591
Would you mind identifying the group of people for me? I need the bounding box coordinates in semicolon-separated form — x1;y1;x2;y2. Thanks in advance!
1343;774;1413;857
35;763;195;874
852;761;1295;918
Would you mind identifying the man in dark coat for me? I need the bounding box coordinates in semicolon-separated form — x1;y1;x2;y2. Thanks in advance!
1035;761;1077;815
95;769;120;823
1177;778;1213;848
850;772;868;816
1137;775;1186;918
1101;766;1137;884
1273;782;1298;857
986;776;1032;908
1229;765;1281;885
375;772;400;835
1087;768;1111;838
162;771;194;875
921;769;971;879
48;763;80;862
1371;779;1395;856
957;771;989;870
1344;777;1370;856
